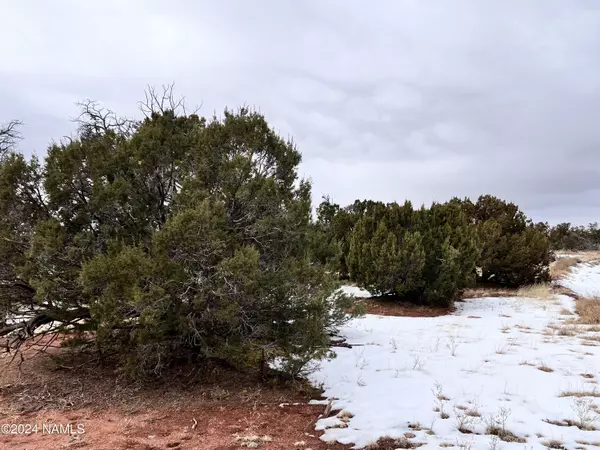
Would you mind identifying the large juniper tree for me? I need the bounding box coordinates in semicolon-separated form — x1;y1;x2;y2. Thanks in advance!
0;92;353;378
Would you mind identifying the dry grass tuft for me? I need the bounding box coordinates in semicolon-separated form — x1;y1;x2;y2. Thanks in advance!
576;440;600;447
550;257;581;280
486;426;526;443
575;298;600;324
516;283;553;300
462;286;515;299
365;437;425;449
559;389;600;398
544;418;597;431
543;439;566;449
537;365;554;373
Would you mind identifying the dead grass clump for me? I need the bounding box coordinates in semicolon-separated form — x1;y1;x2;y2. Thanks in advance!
575;298;600;325
576;440;600;447
486;426;526;443
550;257;581;280
516;283;553;300
556;325;577;336
537;365;554;373
365;437;424;449
581;373;596;379
543;439;566;449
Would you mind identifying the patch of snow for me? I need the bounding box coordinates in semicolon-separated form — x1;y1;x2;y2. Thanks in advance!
338;285;372;299
562;262;600;297
311;291;600;449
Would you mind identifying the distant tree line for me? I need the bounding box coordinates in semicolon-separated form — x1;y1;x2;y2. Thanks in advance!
547;222;600;251
316;195;551;306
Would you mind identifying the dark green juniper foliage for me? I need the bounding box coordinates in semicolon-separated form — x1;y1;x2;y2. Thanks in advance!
452;195;551;286
0;93;355;379
345;200;479;307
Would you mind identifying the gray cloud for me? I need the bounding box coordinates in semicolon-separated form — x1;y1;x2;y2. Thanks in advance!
2;0;600;224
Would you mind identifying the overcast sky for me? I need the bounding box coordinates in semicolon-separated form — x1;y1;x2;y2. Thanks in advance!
2;1;600;225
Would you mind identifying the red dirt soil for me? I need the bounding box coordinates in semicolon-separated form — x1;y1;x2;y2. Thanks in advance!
0;337;351;450
363;298;453;317
0;403;350;450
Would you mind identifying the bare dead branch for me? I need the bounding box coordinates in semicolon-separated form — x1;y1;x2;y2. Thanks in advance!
139;83;201;118
73;100;136;138
0;119;23;154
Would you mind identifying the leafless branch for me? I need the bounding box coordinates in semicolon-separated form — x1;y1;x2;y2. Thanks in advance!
73;100;136;138
0;119;23;154
139;83;201;118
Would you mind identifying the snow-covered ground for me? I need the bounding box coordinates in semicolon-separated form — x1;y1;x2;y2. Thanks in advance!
310;286;600;449
562;262;600;298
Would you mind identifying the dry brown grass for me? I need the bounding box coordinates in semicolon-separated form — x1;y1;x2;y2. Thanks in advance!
576;440;600;447
575;298;600;324
543;440;566;449
462;286;516;299
537;364;554;373
516;283;553;300
544;418;597;431
486;426;526;443
550;257;581;280
557;251;600;262
559;389;600;398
